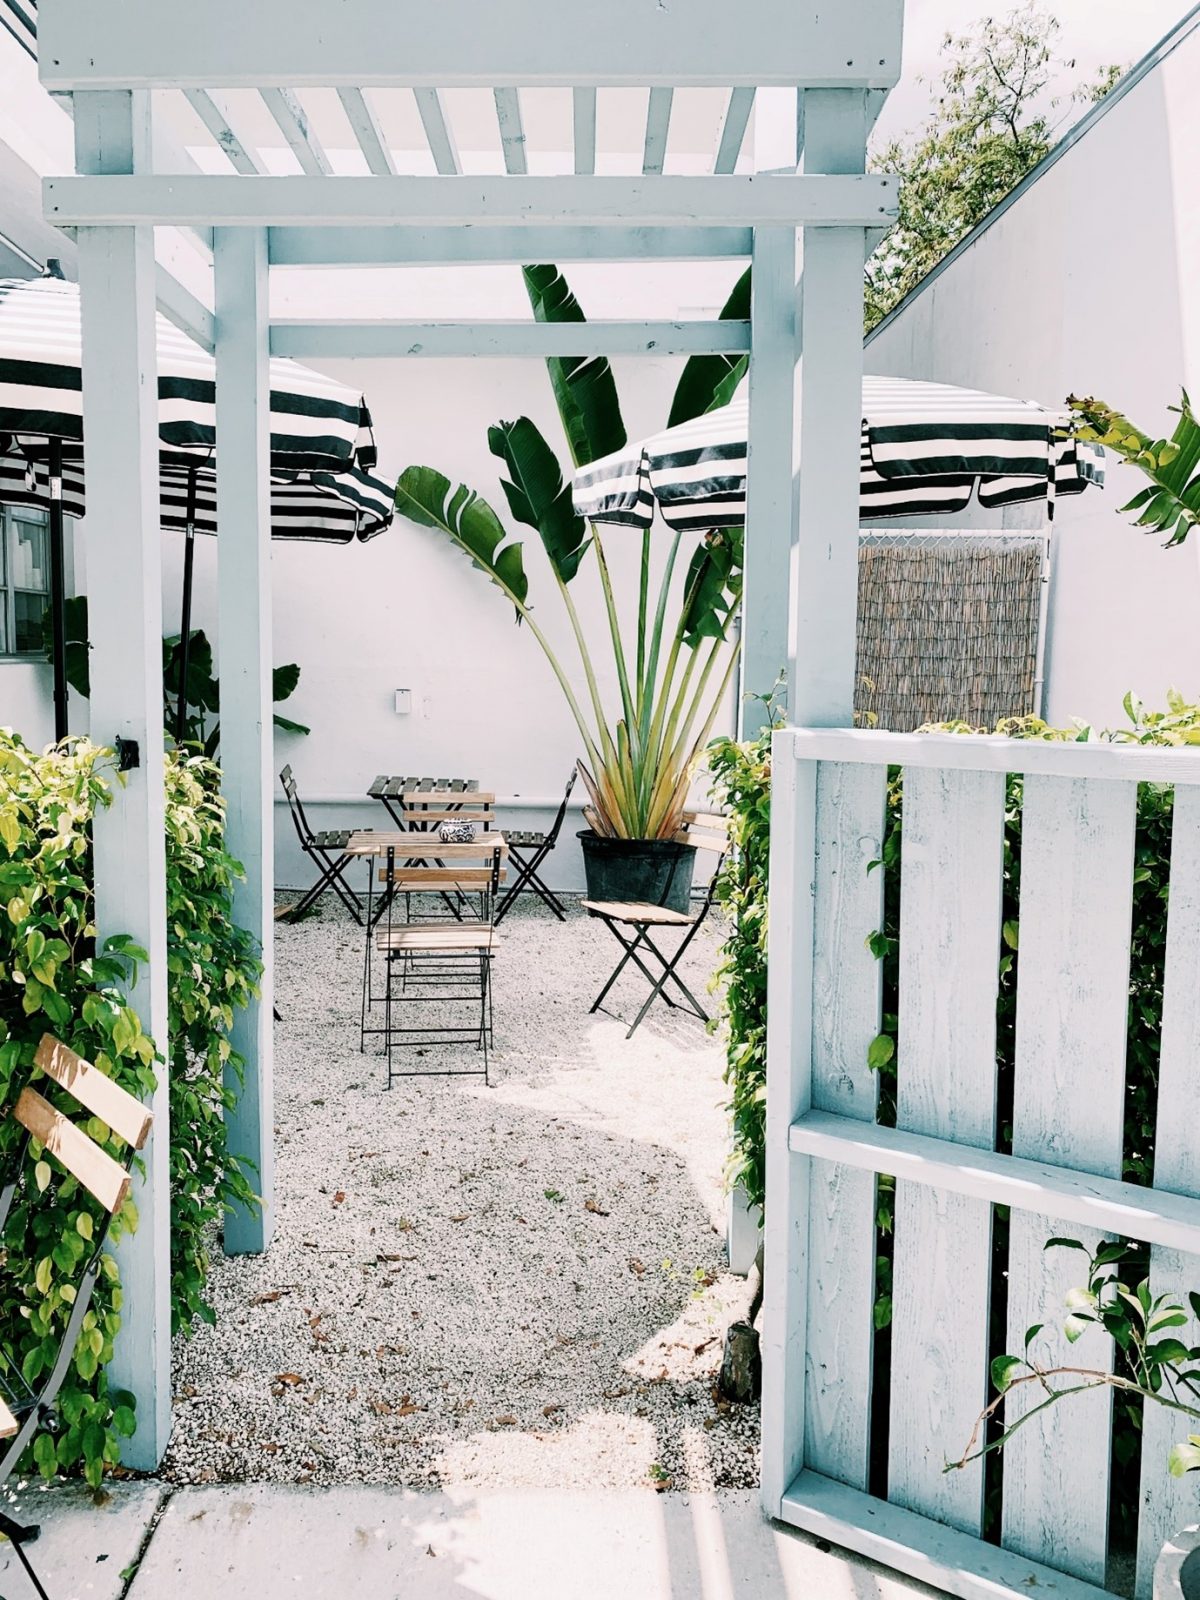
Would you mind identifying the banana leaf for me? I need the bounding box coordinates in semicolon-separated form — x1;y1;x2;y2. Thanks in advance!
488;416;592;582
1070;391;1200;548
522;264;627;467
668;266;751;427
395;465;529;612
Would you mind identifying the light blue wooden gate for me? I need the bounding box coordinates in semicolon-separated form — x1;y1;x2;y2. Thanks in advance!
762;725;1200;1600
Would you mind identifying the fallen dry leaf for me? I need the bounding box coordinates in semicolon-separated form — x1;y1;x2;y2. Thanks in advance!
584;1199;610;1217
395;1402;422;1418
449;1214;469;1224
272;1373;305;1387
249;1289;290;1306
628;1257;646;1276
542;1403;563;1417
495;1414;517;1427
332;1191;346;1207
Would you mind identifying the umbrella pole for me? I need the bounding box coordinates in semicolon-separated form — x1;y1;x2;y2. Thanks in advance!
48;437;69;743
174;467;198;744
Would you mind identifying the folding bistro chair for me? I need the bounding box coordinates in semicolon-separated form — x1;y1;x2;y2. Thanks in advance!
493;769;577;926
583;811;728;1039
0;1035;152;1600
359;836;507;1085
280;765;370;923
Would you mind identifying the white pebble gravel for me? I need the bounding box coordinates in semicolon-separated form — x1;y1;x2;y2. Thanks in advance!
163;893;760;1493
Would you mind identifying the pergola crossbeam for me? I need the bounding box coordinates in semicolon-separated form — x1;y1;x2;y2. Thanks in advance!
714;87;755;174
336;87;395;176
413;88;460;175
642;87;673;176
183;89;264;175
38;0;904;89
573;88;597;175
45;172;899;228
493;88;528;175
269;318;752;359
259;87;332;176
268;225;754;266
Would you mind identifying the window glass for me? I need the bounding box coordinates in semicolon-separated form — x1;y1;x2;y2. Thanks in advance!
1;509;51;656
11;516;48;592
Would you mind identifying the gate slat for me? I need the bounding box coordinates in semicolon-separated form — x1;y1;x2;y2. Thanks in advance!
805;761;886;1487
1137;783;1200;1599
889;767;1006;1531
1003;775;1136;1583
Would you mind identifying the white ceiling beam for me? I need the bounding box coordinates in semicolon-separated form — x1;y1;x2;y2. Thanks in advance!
493;88;527;176
269;318;752;358
573;88;596;176
413;89;460;175
46;173;899;229
268;224;753;264
153;263;215;349
183;89;264;175
336;87;395;175
39;0;904;90
642;87;673;176
714;87;755;174
258;87;332;176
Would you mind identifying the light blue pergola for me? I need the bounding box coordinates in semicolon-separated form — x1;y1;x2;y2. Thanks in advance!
37;0;900;1453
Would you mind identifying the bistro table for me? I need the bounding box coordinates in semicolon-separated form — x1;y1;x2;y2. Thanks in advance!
367;775;495;831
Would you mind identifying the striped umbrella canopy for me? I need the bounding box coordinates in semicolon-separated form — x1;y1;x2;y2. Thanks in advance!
0;273;394;541
0;271;395;739
573;375;1105;532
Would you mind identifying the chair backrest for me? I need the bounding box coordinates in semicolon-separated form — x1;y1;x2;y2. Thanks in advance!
0;1036;152;1477
400;796;496;831
279;764;314;847
545;768;580;848
675;811;730;913
381;839;508;902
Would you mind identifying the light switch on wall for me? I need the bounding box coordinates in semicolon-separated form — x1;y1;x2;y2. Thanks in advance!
394;689;412;715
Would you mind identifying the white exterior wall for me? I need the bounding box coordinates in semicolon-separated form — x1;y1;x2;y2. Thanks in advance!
867;25;1200;730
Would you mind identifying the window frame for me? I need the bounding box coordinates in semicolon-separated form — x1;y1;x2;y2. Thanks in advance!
0;504;53;662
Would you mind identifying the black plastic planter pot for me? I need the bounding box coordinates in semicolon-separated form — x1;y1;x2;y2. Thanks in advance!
578;831;697;914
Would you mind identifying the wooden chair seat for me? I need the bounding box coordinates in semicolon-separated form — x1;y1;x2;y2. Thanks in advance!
0;1396;18;1440
375;924;499;953
581;898;696;927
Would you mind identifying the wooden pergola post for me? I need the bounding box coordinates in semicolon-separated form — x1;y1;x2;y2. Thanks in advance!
73;87;172;1468
214;227;275;1254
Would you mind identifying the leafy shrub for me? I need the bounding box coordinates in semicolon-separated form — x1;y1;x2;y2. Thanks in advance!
163;752;261;1334
0;732;156;1486
708;710;774;1213
0;728;261;1484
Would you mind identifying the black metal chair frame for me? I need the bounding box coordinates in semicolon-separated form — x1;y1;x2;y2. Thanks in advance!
360;843;503;1086
280;764;369;924
493;769;577;926
584;815;728;1039
0;1035;152;1600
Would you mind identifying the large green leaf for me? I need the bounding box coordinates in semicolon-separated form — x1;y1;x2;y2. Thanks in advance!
1071;391;1200;547
521;265;627;468
668;266;750;427
488;417;591;583
395;465;529;612
680;527;743;648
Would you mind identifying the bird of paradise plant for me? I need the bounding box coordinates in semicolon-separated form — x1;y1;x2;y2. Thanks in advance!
394;264;751;841
1069;390;1200;547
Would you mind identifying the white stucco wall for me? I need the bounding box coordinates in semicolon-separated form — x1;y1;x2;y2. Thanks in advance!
866;23;1200;730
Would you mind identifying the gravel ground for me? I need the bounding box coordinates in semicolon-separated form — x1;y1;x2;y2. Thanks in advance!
163;893;760;1493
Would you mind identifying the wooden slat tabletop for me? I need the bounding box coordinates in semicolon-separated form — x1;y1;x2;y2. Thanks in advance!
346;831;508;859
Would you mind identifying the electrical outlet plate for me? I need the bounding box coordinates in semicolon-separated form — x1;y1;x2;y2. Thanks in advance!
394;689;412;715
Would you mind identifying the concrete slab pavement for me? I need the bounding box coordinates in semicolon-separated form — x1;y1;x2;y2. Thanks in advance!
0;1480;165;1599
123;1485;944;1600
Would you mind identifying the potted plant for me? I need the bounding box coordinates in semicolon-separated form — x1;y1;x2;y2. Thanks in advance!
394;264;748;911
950;1237;1200;1597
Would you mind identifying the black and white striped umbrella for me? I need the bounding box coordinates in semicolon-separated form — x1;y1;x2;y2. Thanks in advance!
573;375;1104;532
0;273;394;541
